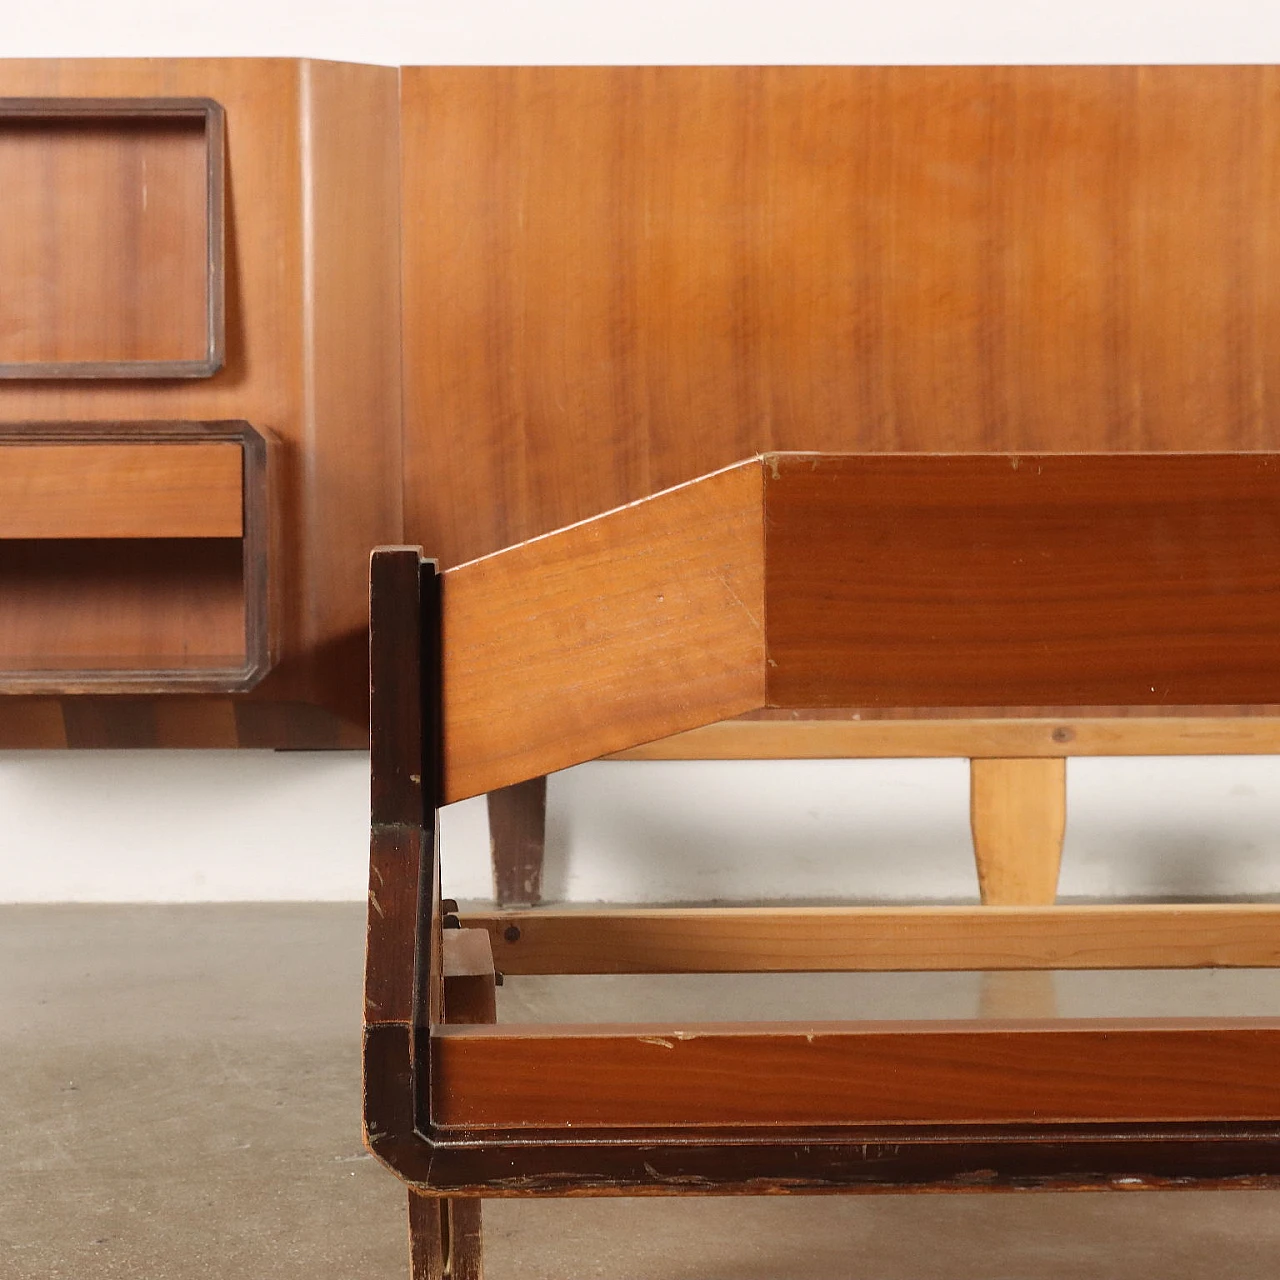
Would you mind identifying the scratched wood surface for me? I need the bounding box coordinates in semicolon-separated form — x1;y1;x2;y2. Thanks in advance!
433;1019;1280;1129
402;66;1280;571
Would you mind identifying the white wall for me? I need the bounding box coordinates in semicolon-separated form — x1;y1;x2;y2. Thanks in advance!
8;0;1280;63
5;0;1280;904
4;751;1280;904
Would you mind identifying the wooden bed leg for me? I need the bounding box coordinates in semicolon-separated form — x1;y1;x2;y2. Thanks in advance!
407;1195;485;1280
408;1190;447;1280
970;757;1066;906
487;775;548;906
403;927;498;1278
971;757;1066;1019
445;1199;484;1280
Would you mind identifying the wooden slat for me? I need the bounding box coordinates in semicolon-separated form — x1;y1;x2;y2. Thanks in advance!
433;1019;1280;1128
441;462;766;802
0;443;242;538
970;759;1066;905
764;454;1280;710
462;905;1280;974
606;715;1280;759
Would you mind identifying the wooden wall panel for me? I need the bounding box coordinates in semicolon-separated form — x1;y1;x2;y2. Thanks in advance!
0;59;402;745
401;66;1280;570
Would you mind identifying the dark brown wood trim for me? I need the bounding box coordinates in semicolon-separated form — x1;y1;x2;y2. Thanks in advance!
0;96;225;379
414;1122;1280;1196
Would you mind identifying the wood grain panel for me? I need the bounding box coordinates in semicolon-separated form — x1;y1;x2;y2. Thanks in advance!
440;462;765;801
434;1020;1280;1128
0;698;65;747
0;538;244;672
402;66;1280;569
607;715;1280;759
764;453;1280;710
0;107;214;373
293;60;404;732
0;443;241;538
0;60;402;744
464;904;1280;975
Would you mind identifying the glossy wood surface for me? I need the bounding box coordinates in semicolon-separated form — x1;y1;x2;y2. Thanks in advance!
402;66;1280;570
440;462;764;801
433;1019;1280;1129
463;904;1280;974
0;101;219;376
764;453;1280;710
0;60;401;744
0;443;241;539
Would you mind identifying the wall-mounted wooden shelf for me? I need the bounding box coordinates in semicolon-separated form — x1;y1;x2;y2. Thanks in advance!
0;97;224;379
0;59;404;746
0;422;270;693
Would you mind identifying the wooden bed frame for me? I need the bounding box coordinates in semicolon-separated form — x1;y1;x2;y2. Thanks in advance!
397;65;1280;908
364;452;1280;1277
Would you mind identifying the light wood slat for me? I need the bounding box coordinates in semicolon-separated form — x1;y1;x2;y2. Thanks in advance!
0;443;242;539
460;905;1280;974
432;1018;1280;1128
606;716;1280;759
970;758;1066;905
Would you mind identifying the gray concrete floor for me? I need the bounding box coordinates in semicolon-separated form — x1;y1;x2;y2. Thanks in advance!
4;904;1280;1278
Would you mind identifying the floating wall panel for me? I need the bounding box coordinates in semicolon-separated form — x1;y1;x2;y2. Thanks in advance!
401;67;1280;570
0;59;402;746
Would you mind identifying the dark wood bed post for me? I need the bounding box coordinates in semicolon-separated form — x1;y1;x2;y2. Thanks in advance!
365;547;492;1279
487;777;547;906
